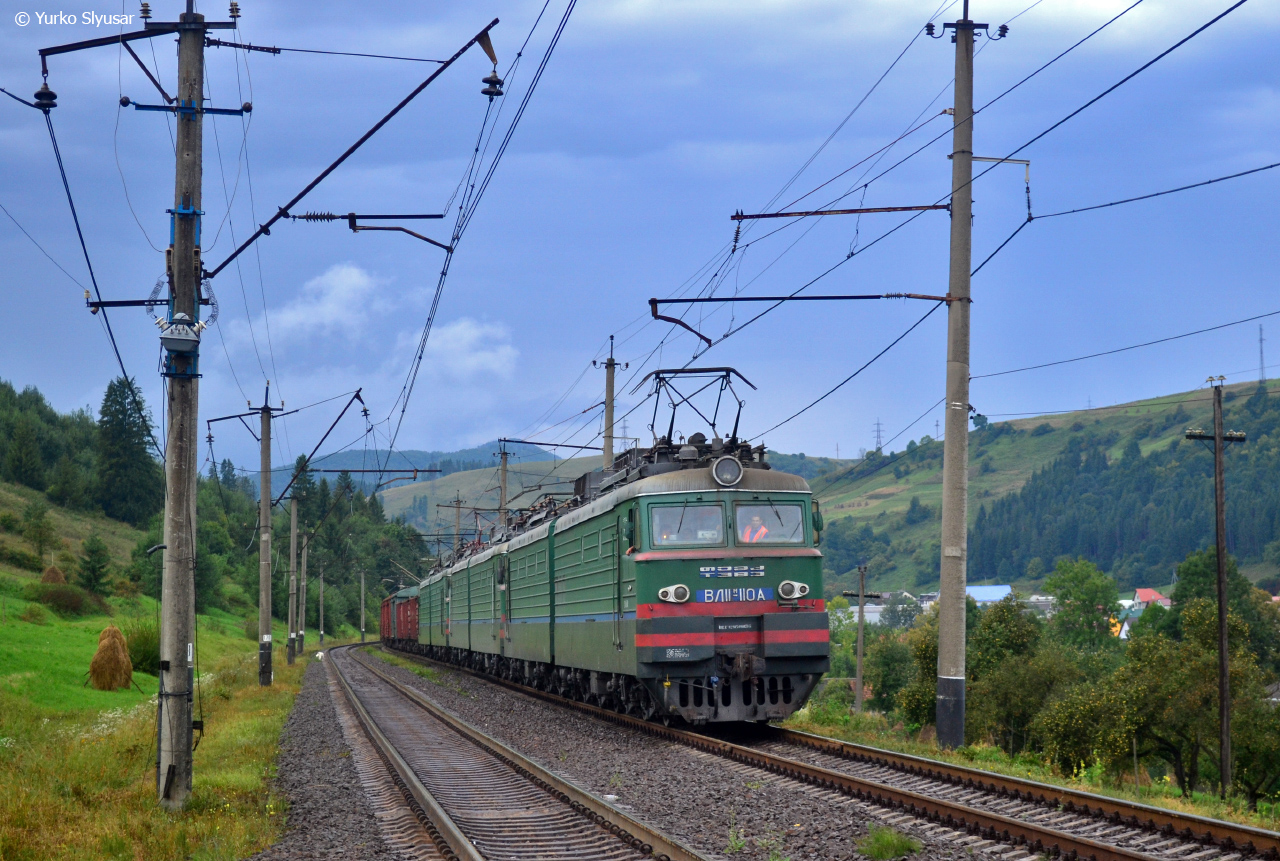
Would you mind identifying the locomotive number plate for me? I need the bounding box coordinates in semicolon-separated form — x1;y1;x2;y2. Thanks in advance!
696;587;774;603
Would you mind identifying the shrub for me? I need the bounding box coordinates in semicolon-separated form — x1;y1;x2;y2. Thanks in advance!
0;512;17;532
1031;423;1054;436
125;619;161;676
18;603;48;625
0;541;43;572
21;582;108;617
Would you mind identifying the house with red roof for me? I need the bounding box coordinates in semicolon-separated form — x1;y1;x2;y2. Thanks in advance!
1132;588;1171;611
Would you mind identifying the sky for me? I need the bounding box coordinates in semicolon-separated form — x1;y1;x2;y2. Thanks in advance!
1;0;1277;473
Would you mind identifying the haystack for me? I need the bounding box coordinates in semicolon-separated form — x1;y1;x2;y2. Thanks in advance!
40;566;66;584
89;625;133;691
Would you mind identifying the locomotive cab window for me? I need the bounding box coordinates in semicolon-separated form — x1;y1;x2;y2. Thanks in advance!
735;502;805;544
650;504;724;546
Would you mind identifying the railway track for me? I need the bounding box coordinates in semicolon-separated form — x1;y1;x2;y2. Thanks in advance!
327;645;707;861
381;645;1280;861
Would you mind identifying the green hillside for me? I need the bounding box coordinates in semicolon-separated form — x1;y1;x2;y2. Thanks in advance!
812;379;1280;598
379;455;595;541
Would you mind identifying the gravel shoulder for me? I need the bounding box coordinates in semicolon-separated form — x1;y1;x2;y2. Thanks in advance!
364;648;976;861
245;659;405;861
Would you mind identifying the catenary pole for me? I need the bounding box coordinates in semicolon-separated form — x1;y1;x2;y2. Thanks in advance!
499;449;509;526
360;568;366;643
319;565;325;646
603;337;616;469
287;497;297;664
936;0;976;750
298;533;308;654
158;5;205;810
258;393;273;685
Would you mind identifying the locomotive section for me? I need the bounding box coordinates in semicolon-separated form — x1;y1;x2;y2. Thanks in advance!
383;428;831;725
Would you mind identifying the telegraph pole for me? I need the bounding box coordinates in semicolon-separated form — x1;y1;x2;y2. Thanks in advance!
936;0;979;750
158;4;206;810
1186;377;1247;798
842;568;880;713
287;497;297;664
595;336;627;471
258;388;274;685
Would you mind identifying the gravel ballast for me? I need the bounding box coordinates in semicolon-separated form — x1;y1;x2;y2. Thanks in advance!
363;649;980;861
246;659;405;861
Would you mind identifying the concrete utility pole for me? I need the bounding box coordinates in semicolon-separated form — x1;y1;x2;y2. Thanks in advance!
318;565;325;646
360;568;366;643
298;533;308;654
936;0;978;751
258;391;273;685
1186;378;1247;798
158;6;206;810
287;497;297;664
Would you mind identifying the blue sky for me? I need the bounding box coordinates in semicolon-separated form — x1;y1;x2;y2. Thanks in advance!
1;0;1277;471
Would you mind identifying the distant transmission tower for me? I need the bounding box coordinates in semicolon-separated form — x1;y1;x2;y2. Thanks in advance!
873;418;884;452
1261;324;1266;384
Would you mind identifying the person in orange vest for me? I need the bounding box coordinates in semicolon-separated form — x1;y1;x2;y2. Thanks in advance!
741;514;769;543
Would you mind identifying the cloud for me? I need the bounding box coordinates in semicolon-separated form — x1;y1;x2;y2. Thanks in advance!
423;318;519;380
221;263;385;351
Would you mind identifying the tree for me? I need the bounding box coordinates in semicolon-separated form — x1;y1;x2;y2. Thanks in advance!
46;455;87;509
1044;558;1120;649
78;531;112;595
1169;548;1280;671
22;500;57;563
96;377;163;526
864;630;913;712
968;594;1040;681
881;592;921;629
971;647;1082;756
5;413;45;490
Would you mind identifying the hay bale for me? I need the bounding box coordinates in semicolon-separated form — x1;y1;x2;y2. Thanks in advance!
89;624;133;691
40;566;66;584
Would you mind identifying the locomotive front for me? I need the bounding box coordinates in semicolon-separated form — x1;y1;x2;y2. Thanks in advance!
629;466;829;722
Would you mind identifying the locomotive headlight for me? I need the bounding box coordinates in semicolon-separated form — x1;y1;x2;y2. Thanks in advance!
711;455;744;487
658;584;691;603
778;580;809;600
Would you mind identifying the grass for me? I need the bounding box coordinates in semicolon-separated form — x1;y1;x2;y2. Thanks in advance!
784;701;1280;832
857;824;921;859
0;592;312;860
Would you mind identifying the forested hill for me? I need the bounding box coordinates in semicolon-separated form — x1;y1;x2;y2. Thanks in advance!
970;382;1279;591
811;379;1280;596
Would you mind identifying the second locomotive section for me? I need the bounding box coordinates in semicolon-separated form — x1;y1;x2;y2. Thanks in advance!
389;443;830;723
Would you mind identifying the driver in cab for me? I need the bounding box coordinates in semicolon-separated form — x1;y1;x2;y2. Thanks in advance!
741;513;769;543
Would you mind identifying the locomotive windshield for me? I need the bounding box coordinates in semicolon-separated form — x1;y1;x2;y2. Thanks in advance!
735;502;805;544
650;504;724;546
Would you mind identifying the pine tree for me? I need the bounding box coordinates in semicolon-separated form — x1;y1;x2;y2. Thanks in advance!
5;414;46;490
46;455;87;509
22;500;57;563
96;377;163;526
78;531;112;595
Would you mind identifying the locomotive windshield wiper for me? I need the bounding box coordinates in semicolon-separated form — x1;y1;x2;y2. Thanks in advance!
765;497;801;541
675;499;690;537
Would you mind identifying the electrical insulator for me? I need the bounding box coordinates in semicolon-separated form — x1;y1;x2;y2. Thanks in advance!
925;22;935;36
482;70;504;99
140;2;151;19
34;84;57;110
997;24;1009;38
229;1;241;19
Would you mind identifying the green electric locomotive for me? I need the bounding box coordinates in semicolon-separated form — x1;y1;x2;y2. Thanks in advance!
394;427;830;724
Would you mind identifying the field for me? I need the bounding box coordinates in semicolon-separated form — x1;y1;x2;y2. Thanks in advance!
0;476;321;861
